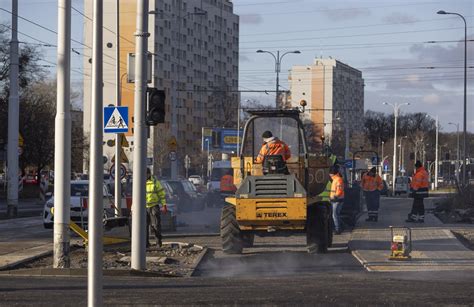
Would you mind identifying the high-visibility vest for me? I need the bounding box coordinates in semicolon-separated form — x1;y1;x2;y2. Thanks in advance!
220;174;236;192
330;174;345;200
146;177;166;208
256;138;291;163
411;167;429;190
362;174;383;192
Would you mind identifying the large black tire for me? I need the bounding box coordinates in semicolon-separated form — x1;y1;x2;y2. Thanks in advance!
307;204;330;254
241;233;255;248
327;204;334;248
220;204;243;254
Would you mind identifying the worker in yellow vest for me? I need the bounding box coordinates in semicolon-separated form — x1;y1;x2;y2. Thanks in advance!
146;168;167;248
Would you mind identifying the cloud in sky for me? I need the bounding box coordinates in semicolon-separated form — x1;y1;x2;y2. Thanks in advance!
422;93;441;105
382;12;420;24
318;7;371;21
240;14;263;24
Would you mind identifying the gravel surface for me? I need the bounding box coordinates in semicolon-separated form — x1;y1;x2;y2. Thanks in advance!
18;242;204;277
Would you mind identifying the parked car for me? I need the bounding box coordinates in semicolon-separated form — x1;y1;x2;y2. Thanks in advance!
23;173;38;185
43;180;114;229
394;176;411;195
188;175;204;186
162;180;205;212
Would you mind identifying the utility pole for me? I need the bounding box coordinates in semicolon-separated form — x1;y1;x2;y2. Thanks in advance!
131;0;149;271
53;0;71;269
384;102;410;192
88;0;104;305
114;0;122;217
7;0;19;218
435;116;439;190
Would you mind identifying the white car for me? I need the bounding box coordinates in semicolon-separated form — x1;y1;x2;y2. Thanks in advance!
394;176;411;196
43;180;115;229
188;175;204;186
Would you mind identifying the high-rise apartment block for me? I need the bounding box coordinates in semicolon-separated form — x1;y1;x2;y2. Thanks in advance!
83;0;239;175
289;58;364;148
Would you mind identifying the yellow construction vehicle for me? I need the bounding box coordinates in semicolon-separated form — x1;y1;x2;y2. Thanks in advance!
221;108;334;254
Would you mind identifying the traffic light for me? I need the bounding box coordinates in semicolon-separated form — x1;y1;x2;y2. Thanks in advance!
146;88;165;125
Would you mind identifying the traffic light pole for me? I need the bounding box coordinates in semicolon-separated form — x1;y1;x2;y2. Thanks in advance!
7;0;19;218
88;0;104;304
53;0;71;269
131;0;149;271
114;0;122;217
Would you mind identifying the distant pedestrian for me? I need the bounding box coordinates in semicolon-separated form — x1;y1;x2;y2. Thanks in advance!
406;161;429;223
329;166;345;235
362;167;383;222
146;168;167;247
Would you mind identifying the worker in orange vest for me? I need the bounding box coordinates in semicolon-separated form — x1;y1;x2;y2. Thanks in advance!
406;160;429;223
220;170;236;193
256;131;291;163
362;167;383;222
329;166;345;235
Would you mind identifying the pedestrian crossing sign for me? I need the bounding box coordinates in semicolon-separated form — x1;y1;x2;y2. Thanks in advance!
104;106;129;133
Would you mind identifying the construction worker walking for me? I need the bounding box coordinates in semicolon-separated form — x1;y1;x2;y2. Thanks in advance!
146;168;167;247
362;167;383;222
406;161;429;223
329;166;345;235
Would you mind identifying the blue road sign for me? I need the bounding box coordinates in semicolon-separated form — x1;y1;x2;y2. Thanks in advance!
371;156;379;165
344;160;353;168
104;106;129;133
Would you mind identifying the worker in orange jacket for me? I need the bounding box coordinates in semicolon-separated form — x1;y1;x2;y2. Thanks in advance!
406;160;429;223
256;131;291;163
329;166;345;234
220;171;236;193
362;167;383;222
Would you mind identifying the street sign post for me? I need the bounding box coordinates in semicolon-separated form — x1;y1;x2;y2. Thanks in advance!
168;151;177;162
103;106;129;133
109;163;127;180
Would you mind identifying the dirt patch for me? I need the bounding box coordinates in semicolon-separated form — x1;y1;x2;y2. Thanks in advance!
17;242;204;277
452;230;474;251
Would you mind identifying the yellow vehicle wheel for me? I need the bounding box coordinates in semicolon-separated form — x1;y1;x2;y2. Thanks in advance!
221;204;243;254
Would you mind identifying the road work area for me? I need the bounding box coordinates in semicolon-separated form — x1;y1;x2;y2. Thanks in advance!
350;197;474;272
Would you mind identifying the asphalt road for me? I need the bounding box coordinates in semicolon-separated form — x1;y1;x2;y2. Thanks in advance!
0;271;473;305
0;198;44;219
0;197;473;305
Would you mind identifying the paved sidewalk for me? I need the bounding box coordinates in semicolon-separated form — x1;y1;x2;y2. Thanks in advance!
0;217;52;270
349;197;474;272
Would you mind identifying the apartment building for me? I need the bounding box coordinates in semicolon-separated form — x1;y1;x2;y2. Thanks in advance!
289;58;364;149
83;0;239;176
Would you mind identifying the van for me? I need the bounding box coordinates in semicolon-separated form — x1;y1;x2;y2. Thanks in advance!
394;176;411;195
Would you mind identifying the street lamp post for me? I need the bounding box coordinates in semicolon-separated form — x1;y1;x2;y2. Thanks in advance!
256;50;301;108
448;122;460;183
437;10;468;185
398;136;408;172
383;102;410;192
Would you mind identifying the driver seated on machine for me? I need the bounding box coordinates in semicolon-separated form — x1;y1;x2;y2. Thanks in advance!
256;131;291;174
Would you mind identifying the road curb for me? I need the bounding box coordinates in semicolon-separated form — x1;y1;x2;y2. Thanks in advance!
188;247;210;277
0;268;176;278
0;247;53;271
163;232;219;238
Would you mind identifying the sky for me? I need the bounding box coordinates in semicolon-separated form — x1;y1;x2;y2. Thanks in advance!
0;0;473;132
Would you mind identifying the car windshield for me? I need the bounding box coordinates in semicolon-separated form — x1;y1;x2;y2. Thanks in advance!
166;181;185;193
71;184;89;196
182;180;197;192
